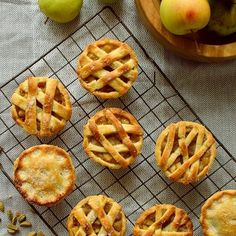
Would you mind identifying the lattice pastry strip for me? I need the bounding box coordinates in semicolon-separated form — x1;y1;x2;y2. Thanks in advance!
133;204;193;236
11;77;72;137
67;195;127;236
155;121;216;184
77;38;138;99
83;108;143;169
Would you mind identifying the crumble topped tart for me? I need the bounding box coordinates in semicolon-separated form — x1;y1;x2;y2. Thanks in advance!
155;121;216;184
77;38;138;99
133;204;193;236
200;190;236;236
13;145;76;207
83;107;143;169
11;77;72;137
67;195;127;236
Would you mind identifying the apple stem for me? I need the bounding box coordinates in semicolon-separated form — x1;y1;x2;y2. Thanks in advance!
191;30;200;52
44;17;49;25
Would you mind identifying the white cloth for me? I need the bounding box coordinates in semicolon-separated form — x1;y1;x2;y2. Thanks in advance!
0;1;236;235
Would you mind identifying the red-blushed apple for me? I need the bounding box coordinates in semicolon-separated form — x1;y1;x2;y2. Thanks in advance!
160;0;211;35
38;0;83;23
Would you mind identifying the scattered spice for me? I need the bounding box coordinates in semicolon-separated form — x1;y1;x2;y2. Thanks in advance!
28;232;37;236
7;228;16;234
37;231;45;236
11;216;17;225
7;223;18;234
18;214;26;223
7;210;13;222
20;221;32;227
0;201;5;212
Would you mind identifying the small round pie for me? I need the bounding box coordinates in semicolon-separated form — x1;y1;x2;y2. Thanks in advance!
155;121;217;184
67;195;127;236
83;107;143;169
200;190;236;236
133;204;193;235
77;38;138;99
11;76;72;137
13;145;76;207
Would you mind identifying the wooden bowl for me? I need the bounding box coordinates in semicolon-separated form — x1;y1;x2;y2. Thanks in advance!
135;0;236;62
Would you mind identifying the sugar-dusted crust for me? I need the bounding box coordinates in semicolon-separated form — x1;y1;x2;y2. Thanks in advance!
67;195;127;236
83;107;143;169
200;190;236;236
13;145;76;207
133;204;193;235
155;121;216;184
77;38;138;99
11;77;72;137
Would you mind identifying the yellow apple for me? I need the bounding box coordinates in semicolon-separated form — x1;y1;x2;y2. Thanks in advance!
160;0;211;35
38;0;83;23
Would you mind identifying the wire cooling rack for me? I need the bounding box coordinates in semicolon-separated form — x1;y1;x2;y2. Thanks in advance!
0;7;235;236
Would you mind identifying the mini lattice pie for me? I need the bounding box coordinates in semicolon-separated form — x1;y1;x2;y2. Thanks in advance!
13;145;76;207
133;204;193;236
200;190;236;236
67;195;127;236
155;121;216;184
83;107;143;169
77;38;138;99
11;77;72;137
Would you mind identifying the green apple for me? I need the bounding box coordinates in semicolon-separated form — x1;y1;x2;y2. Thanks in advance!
207;0;236;36
160;0;211;35
38;0;83;23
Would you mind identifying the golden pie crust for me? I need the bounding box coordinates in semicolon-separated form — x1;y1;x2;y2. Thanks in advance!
83;107;143;169
155;121;216;184
200;190;236;236
11;77;72;137
13;145;76;207
77;38;138;99
67;195;127;236
133;204;193;236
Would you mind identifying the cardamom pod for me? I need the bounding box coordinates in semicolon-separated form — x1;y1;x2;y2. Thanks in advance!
7;210;13;221
20;221;32;227
18;214;26;223
0;201;4;212
7;223;18;231
7;228;16;234
37;231;45;236
28;232;37;236
11;216;17;225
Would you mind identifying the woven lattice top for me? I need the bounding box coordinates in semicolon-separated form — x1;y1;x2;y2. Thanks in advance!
155;121;216;184
67;195;127;236
11;77;72;137
133;204;193;236
77;38;138;99
83;107;143;169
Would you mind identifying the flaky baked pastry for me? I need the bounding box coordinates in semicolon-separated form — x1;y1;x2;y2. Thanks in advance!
13;145;76;207
11;77;72;137
155;121;216;184
67;195;127;236
83;107;143;169
133;204;193;236
77;38;138;99
200;190;236;236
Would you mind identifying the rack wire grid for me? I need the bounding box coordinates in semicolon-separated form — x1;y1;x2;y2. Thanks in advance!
0;6;235;236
